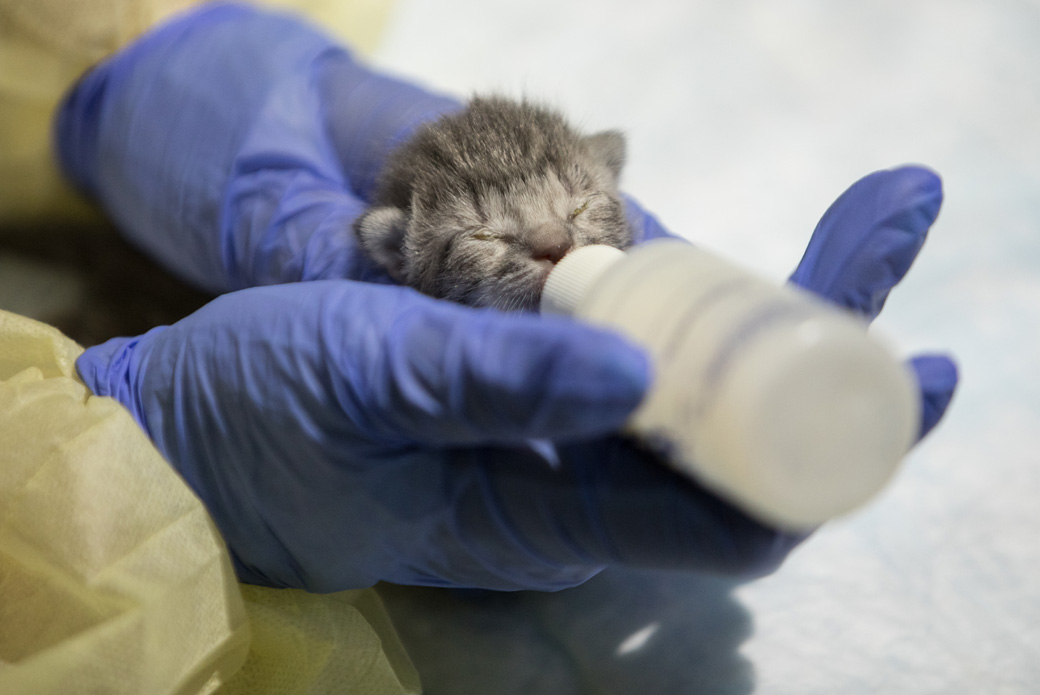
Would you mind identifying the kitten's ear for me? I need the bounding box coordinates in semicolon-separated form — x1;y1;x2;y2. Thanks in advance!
584;130;627;182
354;207;409;282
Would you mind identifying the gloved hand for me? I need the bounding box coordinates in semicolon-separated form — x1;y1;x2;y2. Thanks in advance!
55;1;668;295
74;162;957;593
63;3;957;592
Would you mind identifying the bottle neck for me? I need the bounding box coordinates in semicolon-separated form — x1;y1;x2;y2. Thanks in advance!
540;244;626;316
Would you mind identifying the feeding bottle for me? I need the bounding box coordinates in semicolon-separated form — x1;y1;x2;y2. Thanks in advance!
541;239;919;529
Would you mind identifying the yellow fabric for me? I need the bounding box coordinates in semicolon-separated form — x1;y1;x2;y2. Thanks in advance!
0;310;251;694
0;0;201;226
0;0;398;226
0;309;422;694
257;0;397;57
1;2;422;690
221;586;422;695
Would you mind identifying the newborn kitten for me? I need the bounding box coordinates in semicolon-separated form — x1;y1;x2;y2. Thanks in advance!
353;96;632;312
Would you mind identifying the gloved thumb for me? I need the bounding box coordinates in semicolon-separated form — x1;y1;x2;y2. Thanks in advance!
789;165;943;320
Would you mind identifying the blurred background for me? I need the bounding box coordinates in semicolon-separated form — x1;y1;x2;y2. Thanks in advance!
2;0;1038;693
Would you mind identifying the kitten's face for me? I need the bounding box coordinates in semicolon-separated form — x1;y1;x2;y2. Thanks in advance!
402;168;629;312
355;98;632;312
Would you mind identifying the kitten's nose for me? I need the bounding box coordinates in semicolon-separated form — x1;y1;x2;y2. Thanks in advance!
529;226;573;265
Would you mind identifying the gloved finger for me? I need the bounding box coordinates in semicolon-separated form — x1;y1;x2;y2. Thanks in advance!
224;164;393;287
400;438;807;591
908;353;959;440
788;166;943;321
77;281;651;449
319;54;462;201
321;285;652;446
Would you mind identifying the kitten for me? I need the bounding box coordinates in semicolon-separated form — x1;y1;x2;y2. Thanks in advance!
353;96;632;312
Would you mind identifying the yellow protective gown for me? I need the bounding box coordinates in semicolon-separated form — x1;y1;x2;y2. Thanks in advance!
0;0;395;225
0;2;423;693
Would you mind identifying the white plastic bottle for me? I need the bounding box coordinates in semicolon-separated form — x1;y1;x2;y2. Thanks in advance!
541;239;919;529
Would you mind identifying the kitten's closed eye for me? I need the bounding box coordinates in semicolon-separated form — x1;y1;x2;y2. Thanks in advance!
469;229;501;242
570;192;610;221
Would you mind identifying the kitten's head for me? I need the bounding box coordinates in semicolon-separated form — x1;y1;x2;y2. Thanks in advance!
354;96;631;312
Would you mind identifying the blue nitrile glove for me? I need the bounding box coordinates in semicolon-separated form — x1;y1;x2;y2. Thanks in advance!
64;3;957;592
57;2;461;292
72;166;957;593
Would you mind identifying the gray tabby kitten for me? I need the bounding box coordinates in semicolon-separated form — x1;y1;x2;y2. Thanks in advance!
354;96;633;312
